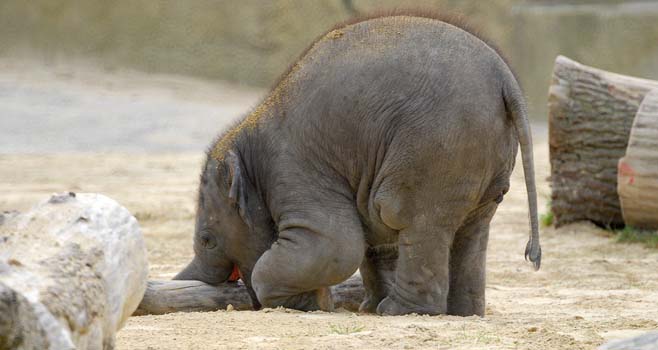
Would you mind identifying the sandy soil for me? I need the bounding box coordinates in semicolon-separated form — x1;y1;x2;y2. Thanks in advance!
2;141;657;350
1;63;657;349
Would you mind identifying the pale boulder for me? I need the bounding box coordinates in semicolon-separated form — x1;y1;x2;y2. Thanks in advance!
0;193;148;350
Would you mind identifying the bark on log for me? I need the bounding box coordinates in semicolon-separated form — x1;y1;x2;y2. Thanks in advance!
134;274;365;315
549;55;658;227
0;193;148;350
618;89;658;230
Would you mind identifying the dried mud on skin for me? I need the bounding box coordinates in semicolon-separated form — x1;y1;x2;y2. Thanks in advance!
1;139;657;350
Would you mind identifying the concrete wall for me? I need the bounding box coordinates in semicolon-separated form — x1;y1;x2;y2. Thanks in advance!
511;1;658;117
0;1;346;85
2;0;657;118
0;0;516;85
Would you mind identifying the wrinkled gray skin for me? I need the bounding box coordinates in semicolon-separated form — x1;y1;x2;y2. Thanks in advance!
175;15;541;316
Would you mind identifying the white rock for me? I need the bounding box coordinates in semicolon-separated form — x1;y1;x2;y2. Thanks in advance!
600;332;658;350
0;193;148;350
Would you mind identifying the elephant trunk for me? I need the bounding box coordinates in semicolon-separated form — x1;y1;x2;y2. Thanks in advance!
173;258;203;281
173;257;232;285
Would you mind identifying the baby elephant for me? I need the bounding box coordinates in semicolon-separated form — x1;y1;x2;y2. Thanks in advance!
175;13;541;316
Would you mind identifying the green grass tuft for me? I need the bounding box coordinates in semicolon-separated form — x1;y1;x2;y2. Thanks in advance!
615;226;658;249
540;201;554;228
540;211;554;228
329;324;365;335
134;211;156;221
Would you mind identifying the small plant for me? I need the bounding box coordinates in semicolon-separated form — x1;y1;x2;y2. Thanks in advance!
134;211;156;221
329;324;365;335
473;330;501;345
540;201;554;228
615;226;658;249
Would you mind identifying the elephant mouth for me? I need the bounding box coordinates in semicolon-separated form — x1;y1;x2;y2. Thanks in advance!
229;264;262;310
228;264;241;282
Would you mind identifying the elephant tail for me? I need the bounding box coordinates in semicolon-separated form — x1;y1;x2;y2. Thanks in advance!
502;73;541;271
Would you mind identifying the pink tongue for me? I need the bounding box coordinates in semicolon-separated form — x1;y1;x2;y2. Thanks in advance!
228;265;241;282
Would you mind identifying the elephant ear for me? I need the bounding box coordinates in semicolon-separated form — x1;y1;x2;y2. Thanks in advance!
226;150;251;225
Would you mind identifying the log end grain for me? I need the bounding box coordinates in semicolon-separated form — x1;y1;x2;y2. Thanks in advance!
618;89;658;230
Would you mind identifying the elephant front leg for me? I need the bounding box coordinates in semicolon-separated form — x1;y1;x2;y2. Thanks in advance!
251;214;365;311
359;243;397;313
447;203;497;317
376;217;458;316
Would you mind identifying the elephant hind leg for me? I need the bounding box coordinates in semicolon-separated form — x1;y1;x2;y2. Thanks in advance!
359;243;397;313
447;202;497;317
375;218;459;316
371;176;473;315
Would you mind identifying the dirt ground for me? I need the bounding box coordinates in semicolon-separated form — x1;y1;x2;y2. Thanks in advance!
1;63;657;349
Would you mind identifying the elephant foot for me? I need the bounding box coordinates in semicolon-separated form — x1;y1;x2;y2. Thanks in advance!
376;295;444;316
446;297;485;317
358;295;383;313
315;287;334;312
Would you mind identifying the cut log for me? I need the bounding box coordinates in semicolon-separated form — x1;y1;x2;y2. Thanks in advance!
618;89;658;230
549;55;658;227
134;280;253;315
0;193;148;350
134;274;365;315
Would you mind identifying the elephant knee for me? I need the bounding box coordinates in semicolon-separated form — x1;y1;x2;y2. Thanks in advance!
250;258;277;304
252;284;294;309
252;280;329;311
251;266;293;309
251;282;278;308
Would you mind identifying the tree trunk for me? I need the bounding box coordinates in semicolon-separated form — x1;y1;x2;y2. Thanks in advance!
548;56;658;227
134;274;365;315
0;193;148;350
618;89;658;230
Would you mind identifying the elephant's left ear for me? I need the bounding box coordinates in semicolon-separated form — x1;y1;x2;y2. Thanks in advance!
227;150;251;224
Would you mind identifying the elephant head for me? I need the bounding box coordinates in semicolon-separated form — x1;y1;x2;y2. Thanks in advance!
174;150;274;309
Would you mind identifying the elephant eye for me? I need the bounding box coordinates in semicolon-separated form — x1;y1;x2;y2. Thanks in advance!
199;231;217;249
